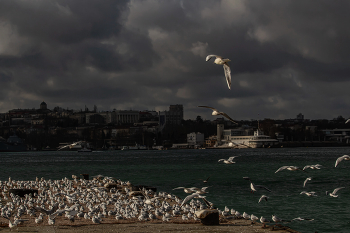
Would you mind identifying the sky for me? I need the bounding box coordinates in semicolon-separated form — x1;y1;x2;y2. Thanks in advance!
1;0;350;121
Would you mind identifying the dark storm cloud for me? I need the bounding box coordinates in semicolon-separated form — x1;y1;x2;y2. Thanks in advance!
1;0;350;120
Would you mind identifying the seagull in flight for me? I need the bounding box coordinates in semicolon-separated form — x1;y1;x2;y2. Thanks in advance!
199;176;211;183
303;164;322;170
33;203;59;216
218;156;239;164
57;141;83;151
206;54;231;89
292;217;314;221
275;166;306;173
303;177;312;188
172;187;197;194
300;191;317;197
1;216;28;228
243;177;272;193
258;195;269;203
180;193;206;207
335;155;350;167
198;106;238;124
326;187;345;197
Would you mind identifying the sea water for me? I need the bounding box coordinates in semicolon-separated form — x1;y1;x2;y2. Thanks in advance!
1;147;349;232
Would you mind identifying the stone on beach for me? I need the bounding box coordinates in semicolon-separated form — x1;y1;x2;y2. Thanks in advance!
195;209;220;225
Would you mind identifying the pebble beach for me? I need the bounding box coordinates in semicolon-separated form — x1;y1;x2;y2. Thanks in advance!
0;175;297;233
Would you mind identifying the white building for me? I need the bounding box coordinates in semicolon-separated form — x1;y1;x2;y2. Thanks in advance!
220;127;278;148
322;129;350;143
187;132;205;146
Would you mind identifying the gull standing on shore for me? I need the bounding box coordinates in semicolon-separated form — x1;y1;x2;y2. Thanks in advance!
272;215;289;224
260;216;270;228
198;106;238;124
335;155;350;167
205;55;232;89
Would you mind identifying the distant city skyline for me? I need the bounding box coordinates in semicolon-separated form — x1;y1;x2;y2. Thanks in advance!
3;100;349;122
1;1;350;120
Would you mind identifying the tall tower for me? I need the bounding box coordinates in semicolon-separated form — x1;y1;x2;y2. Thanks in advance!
40;101;47;110
217;124;224;145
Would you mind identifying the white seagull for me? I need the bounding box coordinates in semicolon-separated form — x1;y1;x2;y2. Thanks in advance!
180;193;206;207
57;141;83;151
275;165;305;173
326;187;345;197
303;164;322;170
205;54;232;89
199;176;210;183
303;177;312;187
272;215;289;223
292;217;314;221
335;155;350;167
172;187;197;193
258;195;269;203
33;203;59;216
300;191;317;197
243;177;272;193
218;156;239;164
260;216;270;228
198;106;238;124
1;217;28;228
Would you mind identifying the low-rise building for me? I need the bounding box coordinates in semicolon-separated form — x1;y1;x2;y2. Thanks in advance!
322;129;350;143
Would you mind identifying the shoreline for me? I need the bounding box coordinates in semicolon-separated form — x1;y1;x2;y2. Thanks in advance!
0;220;299;233
0;176;299;233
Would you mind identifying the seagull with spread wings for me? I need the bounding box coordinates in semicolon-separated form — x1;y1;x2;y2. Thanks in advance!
198;106;237;124
57;141;83;151
335;155;350;167
206;54;232;89
275;165;306;173
243;177;272;193
180;193;206;207
303;177;312;188
326;187;345;197
303;164;322;170
258;195;269;203
1;216;28;228
218;156;239;164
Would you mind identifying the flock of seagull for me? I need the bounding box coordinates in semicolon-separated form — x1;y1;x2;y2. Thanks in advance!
0;175;219;229
0;155;348;230
210;153;350;228
2;55;349;231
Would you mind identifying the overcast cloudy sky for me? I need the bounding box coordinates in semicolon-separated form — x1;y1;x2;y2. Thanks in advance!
1;0;350;121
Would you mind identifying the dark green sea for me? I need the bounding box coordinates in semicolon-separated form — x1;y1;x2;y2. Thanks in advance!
1;147;350;232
